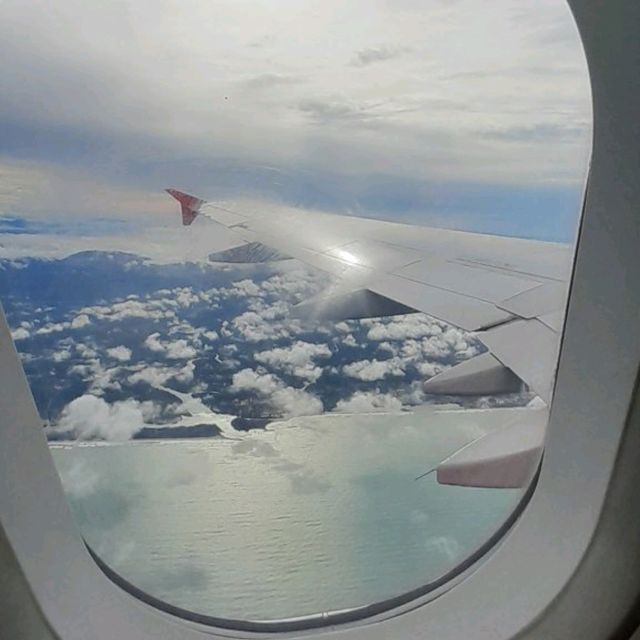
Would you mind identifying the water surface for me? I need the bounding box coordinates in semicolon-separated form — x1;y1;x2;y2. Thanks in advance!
51;407;528;621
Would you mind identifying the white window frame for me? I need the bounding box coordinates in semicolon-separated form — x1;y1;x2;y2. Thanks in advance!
2;0;640;638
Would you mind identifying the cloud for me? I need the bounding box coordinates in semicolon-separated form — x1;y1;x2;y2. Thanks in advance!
365;315;445;341
69;364;91;376
230;308;300;343
35;322;66;335
352;45;410;67
376;341;395;354
0;181;241;261
6;240;537;430
128;365;172;387
254;340;331;382
76;343;97;359
81;299;176;323
106;345;132;362
219;269;331;344
144;332;196;360
169;321;219;344
230;368;281;395
230;368;323;417
479;122;588;144
343;357;405;381
70;313;91;328
342;334;357;348
52;348;72;362
128;361;195;387
174;361;195;384
87;364;123;394
334;391;403;413
243;73;301;89
10;327;29;340
362;316;480;367
144;333;167;352
230;279;262;297
174;288;202;308
0;0;590;245
297;99;370;125
55;394;148;441
260;268;328;300
416;361;440;377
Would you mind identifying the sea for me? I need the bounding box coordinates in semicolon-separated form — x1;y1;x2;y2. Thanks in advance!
50;406;529;622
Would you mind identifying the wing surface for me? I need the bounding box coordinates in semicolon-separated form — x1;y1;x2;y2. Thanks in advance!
167;190;572;404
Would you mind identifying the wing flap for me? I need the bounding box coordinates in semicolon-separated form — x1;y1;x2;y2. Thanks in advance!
370;274;514;331
436;409;546;488
423;352;521;396
481;319;559;403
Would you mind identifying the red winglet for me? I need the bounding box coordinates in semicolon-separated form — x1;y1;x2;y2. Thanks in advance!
166;189;205;226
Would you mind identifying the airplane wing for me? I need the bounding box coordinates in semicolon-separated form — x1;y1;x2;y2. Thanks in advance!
167;189;572;488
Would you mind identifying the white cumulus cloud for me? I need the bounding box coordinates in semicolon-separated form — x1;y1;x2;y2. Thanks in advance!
230;368;323;417
71;314;91;329
144;332;196;359
11;327;29;340
56;394;147;441
254;340;331;382
343;357;405;381
231;279;262;297
334;391;403;413
106;345;132;362
52;348;72;362
80;299;176;323
129;365;172;387
365;315;445;342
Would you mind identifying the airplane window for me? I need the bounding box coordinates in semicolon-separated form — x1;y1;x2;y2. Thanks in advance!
0;0;591;626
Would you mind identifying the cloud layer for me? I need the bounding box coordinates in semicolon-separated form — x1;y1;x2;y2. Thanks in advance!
6;251;535;437
0;0;591;248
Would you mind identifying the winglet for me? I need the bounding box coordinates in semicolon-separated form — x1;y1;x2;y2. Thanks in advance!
166;189;205;226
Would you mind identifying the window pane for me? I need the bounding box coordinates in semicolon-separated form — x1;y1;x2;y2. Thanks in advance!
0;0;590;625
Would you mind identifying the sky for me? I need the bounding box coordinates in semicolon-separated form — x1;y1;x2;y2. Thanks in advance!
0;0;592;255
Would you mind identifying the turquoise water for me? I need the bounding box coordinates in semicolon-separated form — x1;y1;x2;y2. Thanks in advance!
51;407;528;621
